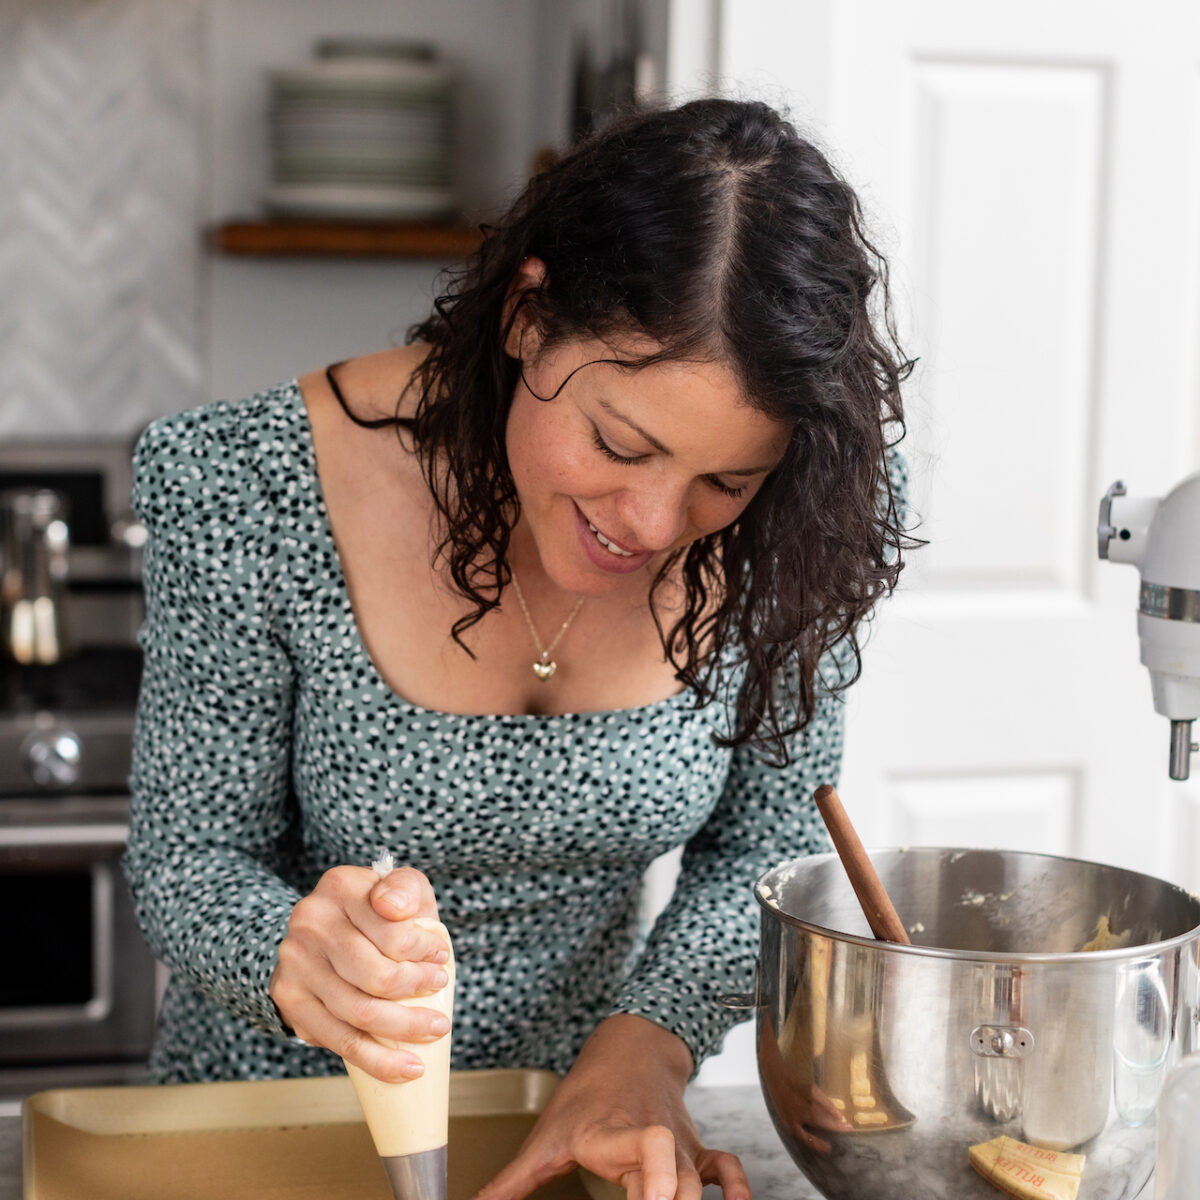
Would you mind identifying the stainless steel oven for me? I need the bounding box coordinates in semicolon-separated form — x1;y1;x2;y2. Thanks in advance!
0;798;156;1087
0;437;157;1105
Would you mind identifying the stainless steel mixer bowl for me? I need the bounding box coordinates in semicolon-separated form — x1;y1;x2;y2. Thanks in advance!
749;848;1200;1200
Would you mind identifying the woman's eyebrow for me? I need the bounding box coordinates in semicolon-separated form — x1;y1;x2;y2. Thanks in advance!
724;462;778;477
596;397;671;454
595;397;778;476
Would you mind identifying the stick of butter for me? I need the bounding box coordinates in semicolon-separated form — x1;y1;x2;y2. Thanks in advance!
969;1136;1085;1200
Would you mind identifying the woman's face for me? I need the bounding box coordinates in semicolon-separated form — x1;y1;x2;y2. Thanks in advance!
505;335;790;596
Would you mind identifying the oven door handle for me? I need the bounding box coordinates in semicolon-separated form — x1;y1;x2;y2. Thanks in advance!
0;823;129;847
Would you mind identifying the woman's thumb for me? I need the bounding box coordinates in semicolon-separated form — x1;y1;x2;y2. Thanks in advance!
369;867;441;922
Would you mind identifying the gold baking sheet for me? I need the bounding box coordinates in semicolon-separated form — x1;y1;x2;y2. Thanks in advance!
23;1068;613;1200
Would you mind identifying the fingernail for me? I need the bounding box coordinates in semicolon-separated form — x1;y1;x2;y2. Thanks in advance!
432;969;449;989
402;1059;425;1079
378;888;412;916
430;1015;451;1036
432;948;450;964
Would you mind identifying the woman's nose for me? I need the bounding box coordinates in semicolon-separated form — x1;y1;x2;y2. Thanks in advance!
620;481;690;552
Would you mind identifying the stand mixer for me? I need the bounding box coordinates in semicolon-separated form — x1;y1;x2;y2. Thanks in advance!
1097;471;1200;780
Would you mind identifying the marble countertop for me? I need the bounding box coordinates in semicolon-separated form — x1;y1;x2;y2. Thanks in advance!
0;1084;1155;1200
0;1083;817;1200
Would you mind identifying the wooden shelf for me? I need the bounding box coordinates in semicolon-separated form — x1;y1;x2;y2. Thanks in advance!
210;218;483;259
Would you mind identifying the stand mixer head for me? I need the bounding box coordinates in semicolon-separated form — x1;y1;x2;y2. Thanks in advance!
1098;471;1200;780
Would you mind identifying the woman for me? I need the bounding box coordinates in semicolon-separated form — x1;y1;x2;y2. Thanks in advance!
125;98;911;1200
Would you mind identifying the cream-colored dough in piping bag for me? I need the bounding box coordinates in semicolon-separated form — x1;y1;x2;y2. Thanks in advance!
344;853;455;1200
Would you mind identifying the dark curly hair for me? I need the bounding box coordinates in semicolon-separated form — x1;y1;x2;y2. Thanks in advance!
333;97;915;763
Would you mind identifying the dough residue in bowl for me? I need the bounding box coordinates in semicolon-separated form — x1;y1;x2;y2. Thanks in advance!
1079;915;1132;953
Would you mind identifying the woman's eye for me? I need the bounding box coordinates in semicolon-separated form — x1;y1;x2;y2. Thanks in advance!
591;427;643;465
591;425;746;498
708;477;746;499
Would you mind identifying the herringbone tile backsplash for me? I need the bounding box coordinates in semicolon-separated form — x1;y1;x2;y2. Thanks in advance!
0;0;204;439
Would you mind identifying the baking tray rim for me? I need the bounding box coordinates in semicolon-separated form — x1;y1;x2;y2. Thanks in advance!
23;1068;561;1136
22;1069;627;1200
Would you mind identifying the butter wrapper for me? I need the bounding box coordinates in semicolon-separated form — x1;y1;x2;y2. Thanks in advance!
969;1135;1084;1200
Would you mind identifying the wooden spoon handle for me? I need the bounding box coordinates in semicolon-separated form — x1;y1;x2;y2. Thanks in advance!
814;784;911;945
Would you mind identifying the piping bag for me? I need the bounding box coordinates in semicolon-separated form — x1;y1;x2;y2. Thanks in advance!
344;851;456;1200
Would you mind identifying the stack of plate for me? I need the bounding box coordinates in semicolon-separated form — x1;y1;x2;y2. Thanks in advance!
265;39;457;221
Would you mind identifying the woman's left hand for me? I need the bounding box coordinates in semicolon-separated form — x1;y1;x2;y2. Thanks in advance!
473;1014;751;1200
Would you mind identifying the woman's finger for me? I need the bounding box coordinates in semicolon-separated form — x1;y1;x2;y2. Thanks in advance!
636;1124;679;1200
473;1139;574;1200
368;916;452;967
282;888;449;995
322;921;450;999
284;985;428;1081
318;1016;427;1082
349;893;451;965
696;1149;751;1200
575;1124;677;1200
370;866;439;921
477;1123;682;1200
671;1160;704;1200
312;958;451;1044
300;864;448;962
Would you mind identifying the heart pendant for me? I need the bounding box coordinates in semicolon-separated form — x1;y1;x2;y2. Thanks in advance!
532;659;557;681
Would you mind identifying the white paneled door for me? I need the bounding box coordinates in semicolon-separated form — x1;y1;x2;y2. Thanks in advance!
707;1;1200;886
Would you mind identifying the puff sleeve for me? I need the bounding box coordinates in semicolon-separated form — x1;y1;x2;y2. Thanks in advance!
122;404;300;1040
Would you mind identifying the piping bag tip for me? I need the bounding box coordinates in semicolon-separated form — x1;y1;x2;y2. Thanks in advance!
382;1145;448;1200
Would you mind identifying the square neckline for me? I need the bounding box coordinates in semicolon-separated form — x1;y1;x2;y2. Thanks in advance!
282;378;711;725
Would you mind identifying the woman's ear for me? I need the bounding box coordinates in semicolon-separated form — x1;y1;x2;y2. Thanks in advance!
502;256;548;359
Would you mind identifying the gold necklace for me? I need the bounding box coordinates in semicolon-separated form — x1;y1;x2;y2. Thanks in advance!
510;571;585;682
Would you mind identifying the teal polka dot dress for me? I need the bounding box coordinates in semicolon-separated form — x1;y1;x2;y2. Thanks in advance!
124;382;842;1084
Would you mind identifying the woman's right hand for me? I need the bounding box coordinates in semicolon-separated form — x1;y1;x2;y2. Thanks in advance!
269;865;452;1081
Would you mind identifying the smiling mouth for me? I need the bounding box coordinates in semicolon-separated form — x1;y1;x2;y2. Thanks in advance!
586;519;636;557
